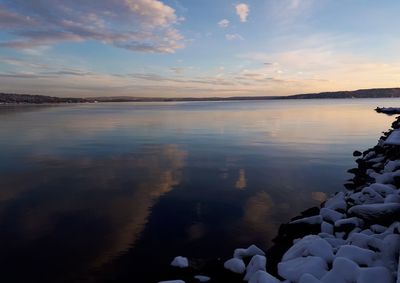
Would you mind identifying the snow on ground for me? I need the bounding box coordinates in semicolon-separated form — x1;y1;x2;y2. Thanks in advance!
194;275;210;282
171;256;189;268
224;258;246;274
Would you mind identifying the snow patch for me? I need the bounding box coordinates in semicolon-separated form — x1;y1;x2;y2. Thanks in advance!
171;256;189;268
224;258;246;274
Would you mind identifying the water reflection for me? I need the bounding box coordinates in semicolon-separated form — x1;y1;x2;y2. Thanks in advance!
235;169;247;189
0;144;187;282
0;99;397;282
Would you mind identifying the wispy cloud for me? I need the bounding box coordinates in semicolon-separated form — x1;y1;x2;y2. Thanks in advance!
226;33;244;41
218;19;230;28
0;0;184;53
235;3;249;22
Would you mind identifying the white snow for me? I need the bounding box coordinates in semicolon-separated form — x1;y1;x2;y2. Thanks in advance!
384;160;400;173
369;156;386;163
320;208;344;222
336;245;376;266
358;266;393;283
299;273;320;283
244;255;267;281
234;244;265;259
171;256;189;268
321;221;334;234
360;186;385;204
324;192;347;211
320;257;360;283
380;234;400;272
324;237;346;248
370;183;396;197
368;171;400;184
384;130;400;145
332;257;360;282
349;203;400;221
334;217;364;229
370;224;388;233
224;258;246;274
278;256;328;281
194;275;210;282
347;232;379;249
385;194;400;203
282;235;333;263
248;270;281;283
363;151;376;160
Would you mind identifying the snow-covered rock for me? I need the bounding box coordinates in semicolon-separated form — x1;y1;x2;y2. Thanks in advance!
384;129;400;146
384;160;400;173
332;257;360;282
321;221;334;234
224;258;246;274
194;275;210;282
370;224;387;233
357;266;393;283
324;237;346;248
282;235;333;263
369;171;400;184
360;187;385;204
278;256;328;281
234;244;265;259
335;217;364;230
379;234;400;272
299;273;321;283
347;232;380;249
248;270;281;283
171;256;189;268
324;192;347;211
370;183;396;197
320;208;344;223
335;245;376;266
244;255;267;281
348;203;400;222
385;194;400;203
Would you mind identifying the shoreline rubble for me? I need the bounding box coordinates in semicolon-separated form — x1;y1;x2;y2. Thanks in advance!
161;109;400;283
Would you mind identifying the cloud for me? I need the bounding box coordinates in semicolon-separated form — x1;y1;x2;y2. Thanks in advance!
218;19;230;28
226;33;244;41
235;3;249;22
289;0;301;9
0;0;184;53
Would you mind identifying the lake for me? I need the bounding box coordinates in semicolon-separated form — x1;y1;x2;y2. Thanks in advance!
0;99;397;282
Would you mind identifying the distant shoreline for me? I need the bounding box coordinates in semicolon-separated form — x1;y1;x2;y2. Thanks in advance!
2;87;400;104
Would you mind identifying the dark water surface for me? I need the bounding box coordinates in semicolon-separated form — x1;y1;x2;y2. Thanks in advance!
0;99;397;282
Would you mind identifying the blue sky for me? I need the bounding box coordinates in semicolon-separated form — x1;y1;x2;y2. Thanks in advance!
0;0;400;97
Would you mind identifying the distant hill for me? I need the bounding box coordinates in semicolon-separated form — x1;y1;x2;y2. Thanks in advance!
0;93;90;104
1;87;400;104
283;88;400;99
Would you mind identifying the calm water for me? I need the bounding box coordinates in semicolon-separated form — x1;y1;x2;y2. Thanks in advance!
0;99;397;282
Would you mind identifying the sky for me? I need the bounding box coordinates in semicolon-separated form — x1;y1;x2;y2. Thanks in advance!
0;0;400;98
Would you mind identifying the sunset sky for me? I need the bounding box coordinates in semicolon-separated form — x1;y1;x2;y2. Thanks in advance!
0;0;400;97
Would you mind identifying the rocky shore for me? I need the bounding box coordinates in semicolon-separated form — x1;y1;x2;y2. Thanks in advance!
160;110;400;283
